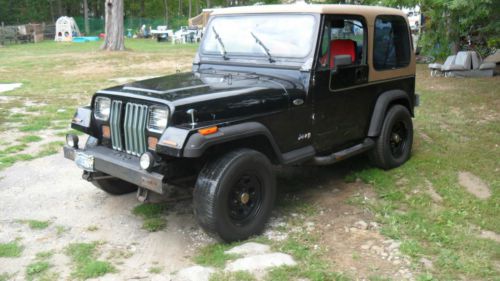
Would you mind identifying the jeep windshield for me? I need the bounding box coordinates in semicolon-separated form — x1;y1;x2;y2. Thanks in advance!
201;14;317;62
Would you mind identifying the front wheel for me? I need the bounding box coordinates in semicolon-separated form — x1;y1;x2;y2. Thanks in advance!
193;149;276;242
370;105;413;170
92;177;138;195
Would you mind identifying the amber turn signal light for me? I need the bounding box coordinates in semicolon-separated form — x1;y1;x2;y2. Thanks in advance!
148;136;158;150
198;126;218;136
102;125;110;139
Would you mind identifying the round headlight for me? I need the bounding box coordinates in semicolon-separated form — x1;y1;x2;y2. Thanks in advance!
140;152;154;172
66;134;79;148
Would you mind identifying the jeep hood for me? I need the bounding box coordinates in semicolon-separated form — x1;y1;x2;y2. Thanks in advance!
98;71;306;127
100;71;303;106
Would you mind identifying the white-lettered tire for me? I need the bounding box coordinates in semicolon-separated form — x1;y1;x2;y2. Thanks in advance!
370;105;413;170
193;148;276;242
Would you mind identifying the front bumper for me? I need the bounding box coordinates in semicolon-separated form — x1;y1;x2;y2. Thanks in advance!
63;145;166;194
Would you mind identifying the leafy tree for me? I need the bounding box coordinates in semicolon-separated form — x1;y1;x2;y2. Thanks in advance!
359;0;499;58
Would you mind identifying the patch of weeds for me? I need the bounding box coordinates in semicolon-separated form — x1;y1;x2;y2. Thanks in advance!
20;220;50;230
369;276;393;281
132;203;165;218
194;243;240;268
0;272;14;281
267;265;349;281
55;129;84;137
277;197;318;218
19;119;51;132
0;153;35;170
35;251;54;260
86;225;99;232
36;272;59;281
66;242;115;279
106;248;133;260
344;172;357;183
399;239;423;258
18;135;42;143
209;271;256;281
1;144;27;154
264;205;349;281
148;266;163;274
36;141;64;157
0;241;23;257
26;261;50;281
142;218;166;232
56;225;68;236
132;203;167;232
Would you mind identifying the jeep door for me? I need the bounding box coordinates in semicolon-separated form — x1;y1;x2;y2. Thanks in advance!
311;15;372;153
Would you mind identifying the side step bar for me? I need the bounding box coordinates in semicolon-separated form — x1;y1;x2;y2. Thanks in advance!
313;138;375;165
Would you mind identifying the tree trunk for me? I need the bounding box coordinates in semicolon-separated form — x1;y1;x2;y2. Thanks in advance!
83;0;89;35
101;0;125;51
206;0;210;9
140;0;145;24
163;0;169;25
178;0;182;16
57;0;63;16
49;0;55;22
188;0;192;19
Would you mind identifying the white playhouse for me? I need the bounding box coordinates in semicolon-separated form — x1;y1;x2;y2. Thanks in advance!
55;16;81;42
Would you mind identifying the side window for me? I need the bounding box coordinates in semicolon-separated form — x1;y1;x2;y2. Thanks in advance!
318;17;366;69
373;15;411;70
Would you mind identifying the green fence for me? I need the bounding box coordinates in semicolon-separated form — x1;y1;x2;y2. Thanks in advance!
73;17;189;36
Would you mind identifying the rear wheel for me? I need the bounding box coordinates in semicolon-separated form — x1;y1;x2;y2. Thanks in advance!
370;105;413;170
193;148;276;242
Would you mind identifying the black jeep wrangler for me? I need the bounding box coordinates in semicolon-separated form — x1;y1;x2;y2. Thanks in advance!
64;4;418;242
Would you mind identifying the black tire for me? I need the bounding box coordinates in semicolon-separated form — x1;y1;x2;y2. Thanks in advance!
92;178;137;195
370;105;413;170
193;148;276;242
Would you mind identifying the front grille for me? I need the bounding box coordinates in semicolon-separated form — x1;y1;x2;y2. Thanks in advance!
110;100;123;151
109;100;149;156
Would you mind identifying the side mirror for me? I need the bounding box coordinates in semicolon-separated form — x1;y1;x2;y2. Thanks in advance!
331;55;353;74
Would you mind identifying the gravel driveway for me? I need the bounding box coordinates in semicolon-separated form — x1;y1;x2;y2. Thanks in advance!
0;152;214;280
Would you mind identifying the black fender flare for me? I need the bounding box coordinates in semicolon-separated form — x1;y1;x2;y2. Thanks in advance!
368;90;413;137
183;122;283;161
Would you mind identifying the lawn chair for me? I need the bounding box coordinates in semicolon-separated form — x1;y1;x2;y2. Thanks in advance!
428;55;455;77
442;51;495;77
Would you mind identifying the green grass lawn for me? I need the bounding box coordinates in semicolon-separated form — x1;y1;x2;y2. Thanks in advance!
348;67;500;280
0;39;198;169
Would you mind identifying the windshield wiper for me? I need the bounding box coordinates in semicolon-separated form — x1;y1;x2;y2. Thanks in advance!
212;27;229;60
250;32;276;63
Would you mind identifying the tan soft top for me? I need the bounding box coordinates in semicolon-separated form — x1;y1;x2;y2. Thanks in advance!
212;4;405;17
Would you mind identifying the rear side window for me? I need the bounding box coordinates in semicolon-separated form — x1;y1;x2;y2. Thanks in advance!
373;15;410;70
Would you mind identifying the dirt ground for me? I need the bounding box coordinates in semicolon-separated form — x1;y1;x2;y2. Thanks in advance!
0;152;415;280
0;153;214;280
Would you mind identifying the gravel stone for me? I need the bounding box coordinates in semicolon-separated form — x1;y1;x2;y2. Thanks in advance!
224;242;271;256
174;266;214;281
225;253;296;273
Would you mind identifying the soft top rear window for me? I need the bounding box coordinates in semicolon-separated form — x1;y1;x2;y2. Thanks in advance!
373;15;411;70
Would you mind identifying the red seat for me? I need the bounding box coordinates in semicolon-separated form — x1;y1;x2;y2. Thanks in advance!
329;39;356;68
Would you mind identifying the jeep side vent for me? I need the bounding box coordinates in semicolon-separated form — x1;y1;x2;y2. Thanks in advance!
110;100;123;151
123;103;148;156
